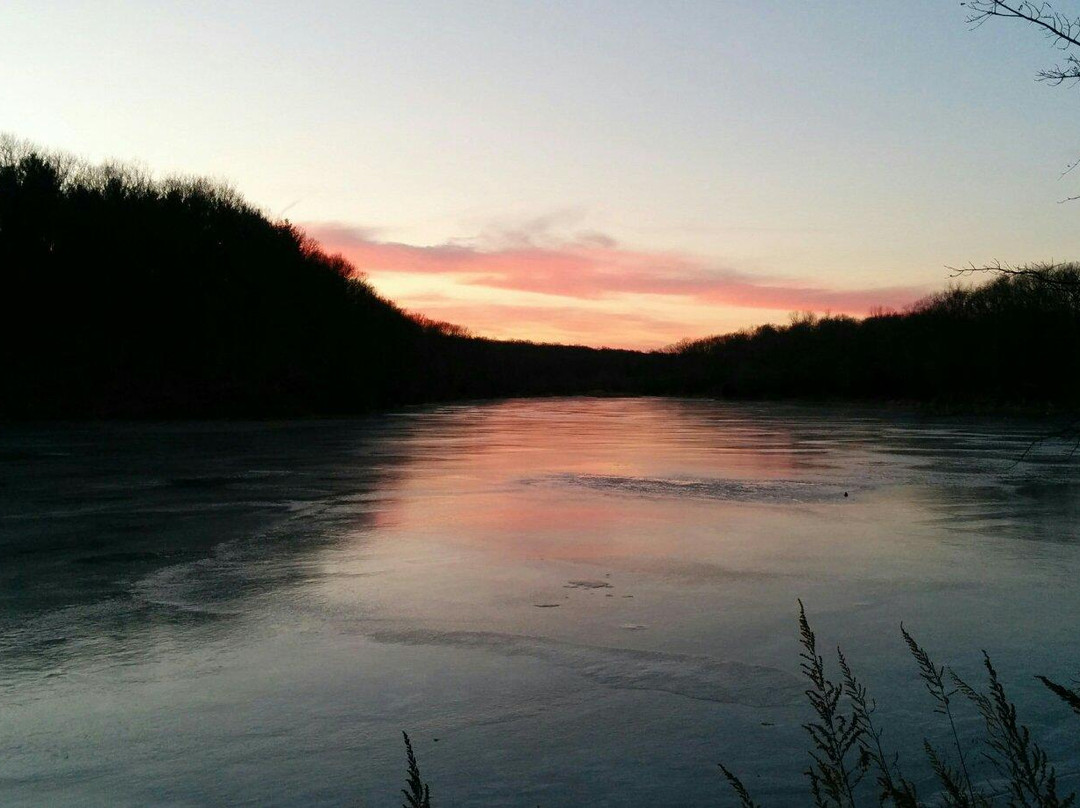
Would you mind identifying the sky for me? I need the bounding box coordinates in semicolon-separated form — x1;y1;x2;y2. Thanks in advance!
3;1;1080;348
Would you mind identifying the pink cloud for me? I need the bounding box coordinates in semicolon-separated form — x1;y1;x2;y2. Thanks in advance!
307;222;927;314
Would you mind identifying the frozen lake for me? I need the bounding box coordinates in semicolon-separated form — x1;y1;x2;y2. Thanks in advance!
1;398;1079;805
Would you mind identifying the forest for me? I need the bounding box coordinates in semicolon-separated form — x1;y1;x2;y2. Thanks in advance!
2;139;1078;419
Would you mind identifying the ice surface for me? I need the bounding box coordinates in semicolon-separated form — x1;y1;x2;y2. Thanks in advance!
537;472;858;503
368;629;803;707
2;400;1079;806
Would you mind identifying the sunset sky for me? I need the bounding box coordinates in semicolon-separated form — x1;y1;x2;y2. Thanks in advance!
4;1;1080;348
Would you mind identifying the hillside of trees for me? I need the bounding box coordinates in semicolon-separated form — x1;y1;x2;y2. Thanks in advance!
0;139;665;418
1;138;1077;419
668;267;1080;407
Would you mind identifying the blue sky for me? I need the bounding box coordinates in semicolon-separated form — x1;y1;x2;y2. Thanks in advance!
3;1;1078;346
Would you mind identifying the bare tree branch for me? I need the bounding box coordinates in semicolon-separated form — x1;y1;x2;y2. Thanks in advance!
1037;54;1080;85
947;259;1080;286
964;2;1080;198
965;1;1080;49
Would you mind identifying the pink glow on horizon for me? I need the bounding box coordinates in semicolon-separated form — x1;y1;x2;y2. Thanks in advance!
401;299;694;348
306;222;929;348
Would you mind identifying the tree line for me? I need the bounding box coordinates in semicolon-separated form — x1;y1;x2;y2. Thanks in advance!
1;138;1077;418
0;139;664;418
667;266;1080;407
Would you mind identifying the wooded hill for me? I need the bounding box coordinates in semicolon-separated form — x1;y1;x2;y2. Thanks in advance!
2;140;1076;418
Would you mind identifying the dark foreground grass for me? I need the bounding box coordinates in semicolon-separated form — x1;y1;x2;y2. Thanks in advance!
723;601;1078;808
393;601;1078;807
